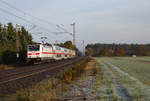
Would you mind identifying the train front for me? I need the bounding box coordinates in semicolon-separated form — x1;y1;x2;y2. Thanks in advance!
27;44;41;63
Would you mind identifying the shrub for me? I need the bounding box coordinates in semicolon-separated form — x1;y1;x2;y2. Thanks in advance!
62;57;90;84
2;50;16;64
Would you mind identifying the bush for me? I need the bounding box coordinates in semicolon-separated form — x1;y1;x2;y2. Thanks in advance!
2;50;16;64
62;57;90;84
18;50;27;64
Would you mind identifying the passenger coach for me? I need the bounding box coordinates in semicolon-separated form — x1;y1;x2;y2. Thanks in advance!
27;44;75;63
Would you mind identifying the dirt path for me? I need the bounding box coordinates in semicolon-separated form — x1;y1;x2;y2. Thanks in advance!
96;61;132;101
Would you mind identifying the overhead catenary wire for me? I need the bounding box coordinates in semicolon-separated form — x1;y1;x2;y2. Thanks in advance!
0;14;36;31
0;0;54;25
0;7;54;33
56;24;68;32
53;32;72;35
0;7;35;25
0;0;69;32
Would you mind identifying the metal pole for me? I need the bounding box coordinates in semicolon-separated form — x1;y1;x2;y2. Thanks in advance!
82;40;85;56
16;24;19;58
71;22;76;47
55;40;58;45
16;24;19;66
73;22;75;47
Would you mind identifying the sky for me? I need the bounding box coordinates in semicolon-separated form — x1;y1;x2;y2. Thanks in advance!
0;0;150;49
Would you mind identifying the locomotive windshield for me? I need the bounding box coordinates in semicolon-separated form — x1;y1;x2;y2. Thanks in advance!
28;45;40;51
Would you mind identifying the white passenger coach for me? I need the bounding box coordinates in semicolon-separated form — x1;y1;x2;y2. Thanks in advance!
27;44;75;63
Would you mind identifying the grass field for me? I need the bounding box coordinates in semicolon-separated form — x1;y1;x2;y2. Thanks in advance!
118;56;150;62
98;57;150;85
95;57;150;100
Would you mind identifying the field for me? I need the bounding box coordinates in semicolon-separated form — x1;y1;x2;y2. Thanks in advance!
94;57;150;100
117;56;150;62
99;57;150;85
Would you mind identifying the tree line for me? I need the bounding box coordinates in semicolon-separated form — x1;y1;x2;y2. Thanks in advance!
86;43;150;57
0;23;33;64
56;41;75;50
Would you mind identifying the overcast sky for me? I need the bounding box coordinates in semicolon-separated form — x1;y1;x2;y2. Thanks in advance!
0;0;150;49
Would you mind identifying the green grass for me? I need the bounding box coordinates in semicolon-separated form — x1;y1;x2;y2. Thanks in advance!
100;59;150;100
117;56;150;62
131;56;150;62
97;57;150;85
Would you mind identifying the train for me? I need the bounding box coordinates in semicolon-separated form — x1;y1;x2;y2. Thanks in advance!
27;44;76;63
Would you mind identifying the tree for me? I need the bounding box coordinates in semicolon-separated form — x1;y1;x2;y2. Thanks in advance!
19;26;32;50
99;49;106;56
106;49;114;57
137;45;145;56
0;23;33;64
57;41;75;50
64;41;74;49
116;48;125;56
85;47;94;56
85;43;150;57
145;51;150;56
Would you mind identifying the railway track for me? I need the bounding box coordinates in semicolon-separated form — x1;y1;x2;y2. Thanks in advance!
0;57;83;85
0;57;85;96
0;59;75;77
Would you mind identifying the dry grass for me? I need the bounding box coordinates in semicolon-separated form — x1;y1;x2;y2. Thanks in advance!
90;61;104;96
60;58;90;84
3;78;59;101
2;57;90;101
0;65;14;70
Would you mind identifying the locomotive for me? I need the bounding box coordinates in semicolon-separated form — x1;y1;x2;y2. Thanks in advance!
27;44;75;63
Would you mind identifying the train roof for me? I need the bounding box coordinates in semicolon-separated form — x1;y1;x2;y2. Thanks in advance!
28;43;52;46
28;44;73;51
52;45;73;51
